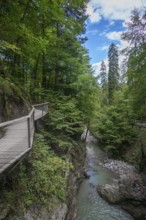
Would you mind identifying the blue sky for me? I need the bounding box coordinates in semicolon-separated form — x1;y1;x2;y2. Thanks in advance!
85;0;146;75
85;19;125;64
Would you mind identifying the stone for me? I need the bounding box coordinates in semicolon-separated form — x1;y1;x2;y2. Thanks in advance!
97;183;123;203
51;203;68;220
84;170;91;179
97;158;146;219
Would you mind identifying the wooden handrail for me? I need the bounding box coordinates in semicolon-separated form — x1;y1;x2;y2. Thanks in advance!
0;115;28;128
0;103;48;128
32;102;48;107
0;102;49;174
0;109;35;128
28;107;35;117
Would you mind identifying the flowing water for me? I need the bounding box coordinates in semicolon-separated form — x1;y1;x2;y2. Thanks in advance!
76;139;134;220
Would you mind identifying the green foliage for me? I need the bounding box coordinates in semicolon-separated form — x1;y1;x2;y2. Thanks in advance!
99;61;108;106
1;134;71;216
28;134;70;203
0;77;30;121
91;8;146;163
92;90;135;155
126;44;146;119
124;126;146;169
0;40;21;54
72;73;101;125
108;43;119;103
99;61;107;89
122;9;146;120
121;8;145;47
46;94;83;136
42;94;84;154
0;0;90;98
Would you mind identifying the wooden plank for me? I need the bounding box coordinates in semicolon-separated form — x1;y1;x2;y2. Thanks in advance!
0;150;28;155
0;158;14;163
0;154;19;158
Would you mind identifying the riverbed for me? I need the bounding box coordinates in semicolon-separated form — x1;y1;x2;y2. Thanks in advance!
76;134;134;220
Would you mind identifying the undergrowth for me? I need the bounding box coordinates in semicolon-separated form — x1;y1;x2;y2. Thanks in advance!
0;134;72;219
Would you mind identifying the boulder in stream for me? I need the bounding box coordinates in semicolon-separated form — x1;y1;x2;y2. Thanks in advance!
84;170;91;179
97;159;146;220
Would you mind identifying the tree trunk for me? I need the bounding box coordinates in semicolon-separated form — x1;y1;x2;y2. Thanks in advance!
85;121;90;141
54;22;60;90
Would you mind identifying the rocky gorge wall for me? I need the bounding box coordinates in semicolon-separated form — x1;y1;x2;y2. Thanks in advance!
0;77;30;123
97;159;146;220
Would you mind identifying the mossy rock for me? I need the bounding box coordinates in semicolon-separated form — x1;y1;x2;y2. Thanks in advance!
0;205;11;220
0;77;31;122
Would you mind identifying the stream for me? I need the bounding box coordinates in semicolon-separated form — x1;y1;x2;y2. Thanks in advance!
76;135;134;220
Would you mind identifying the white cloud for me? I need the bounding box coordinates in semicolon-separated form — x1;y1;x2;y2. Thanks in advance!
109;20;115;26
122;18;131;28
86;3;101;23
92;62;101;76
86;0;143;23
99;30;108;37
118;40;130;51
97;45;109;51
106;31;123;41
86;29;99;35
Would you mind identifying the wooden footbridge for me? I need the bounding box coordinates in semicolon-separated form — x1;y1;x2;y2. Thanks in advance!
0;103;48;174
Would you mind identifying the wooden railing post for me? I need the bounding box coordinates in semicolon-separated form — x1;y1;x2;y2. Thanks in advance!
27;116;31;148
33;109;35;127
0;102;49;174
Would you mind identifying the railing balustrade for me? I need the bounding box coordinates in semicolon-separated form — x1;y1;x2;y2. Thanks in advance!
33;102;49;120
0;102;48;174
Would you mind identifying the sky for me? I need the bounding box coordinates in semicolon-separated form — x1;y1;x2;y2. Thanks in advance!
85;0;146;76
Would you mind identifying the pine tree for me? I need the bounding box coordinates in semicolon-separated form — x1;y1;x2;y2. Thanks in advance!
121;8;146;48
99;61;108;105
122;9;146;119
108;43;119;103
99;61;107;89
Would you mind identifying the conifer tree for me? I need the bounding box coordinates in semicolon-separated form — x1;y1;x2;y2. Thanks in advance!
108;43;119;103
99;61;107;89
122;9;146;119
122;8;146;48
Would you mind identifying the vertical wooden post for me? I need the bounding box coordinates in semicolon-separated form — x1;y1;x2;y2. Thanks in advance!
27;116;31;148
33;109;35;126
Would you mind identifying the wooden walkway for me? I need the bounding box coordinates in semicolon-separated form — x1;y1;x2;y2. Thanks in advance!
0;103;48;174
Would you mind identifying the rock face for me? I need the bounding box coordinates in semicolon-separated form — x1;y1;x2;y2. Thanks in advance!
23;203;68;220
65;141;86;220
97;159;146;220
23;205;50;220
51;203;68;220
0;78;30;123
